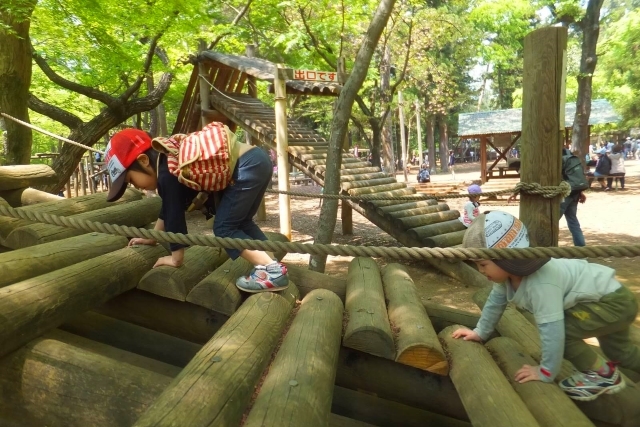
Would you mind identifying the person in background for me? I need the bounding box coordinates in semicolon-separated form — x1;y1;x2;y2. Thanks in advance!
448;150;456;180
587;148;610;190
606;144;626;191
459;184;482;227
417;164;431;183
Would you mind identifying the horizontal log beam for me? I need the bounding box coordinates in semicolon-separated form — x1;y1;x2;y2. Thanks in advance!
0;164;57;191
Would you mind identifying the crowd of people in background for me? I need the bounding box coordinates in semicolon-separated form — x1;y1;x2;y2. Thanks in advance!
586;137;638;191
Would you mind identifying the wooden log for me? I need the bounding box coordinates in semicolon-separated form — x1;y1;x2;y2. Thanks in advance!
341;177;397;191
132;288;298;427
348;183;407;196
342;198;353;235
574;382;640;427
423;230;466;248
137;246;229;301
331;386;471;427
335;347;468;421
0;187;63;207
385;203;448;219
185;232;289;315
330;414;377;427
438;325;540;427
423;301;481;331
0;244;166;359
485;337;595;427
290;264;347;301
337;166;384;176
375;199;438;214
0;164;57;191
407;218;466;240
0;329;179;427
0;188;142;244
393;209;460;230
0;233;128;288
381;263;448;374
244;289;343;427
60;311;202;368
4;196;161;249
340;172;392;182
343;257;395;360
520;27;566;246
96;289;228;345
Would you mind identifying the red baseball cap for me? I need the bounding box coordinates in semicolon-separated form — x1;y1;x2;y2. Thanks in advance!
104;129;152;202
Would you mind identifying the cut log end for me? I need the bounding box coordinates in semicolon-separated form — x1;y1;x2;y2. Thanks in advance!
396;346;449;375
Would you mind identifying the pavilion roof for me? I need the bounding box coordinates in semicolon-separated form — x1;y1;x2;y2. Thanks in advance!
457;99;620;137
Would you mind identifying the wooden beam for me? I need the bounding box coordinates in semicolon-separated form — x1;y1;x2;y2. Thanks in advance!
0;244;167;359
520;26;567;247
244;289;343;427
0;187;63;207
0;164;57;191
0;329;179;427
132;288;298;427
439;325;540;427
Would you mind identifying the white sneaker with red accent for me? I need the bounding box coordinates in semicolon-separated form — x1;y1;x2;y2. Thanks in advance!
235;262;289;293
559;362;625;401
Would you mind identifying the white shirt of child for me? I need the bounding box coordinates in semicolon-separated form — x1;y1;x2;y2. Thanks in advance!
459;201;480;227
499;258;621;324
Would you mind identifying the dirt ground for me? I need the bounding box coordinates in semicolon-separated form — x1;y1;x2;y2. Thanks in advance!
186;158;640;326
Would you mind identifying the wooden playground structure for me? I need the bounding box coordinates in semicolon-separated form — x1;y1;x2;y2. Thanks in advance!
0;27;639;427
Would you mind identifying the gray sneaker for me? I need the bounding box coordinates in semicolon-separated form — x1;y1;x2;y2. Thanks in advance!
559;362;625;401
236;262;289;293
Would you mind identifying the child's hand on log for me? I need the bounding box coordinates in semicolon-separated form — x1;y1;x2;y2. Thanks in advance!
128;238;157;246
451;328;482;342
514;364;541;383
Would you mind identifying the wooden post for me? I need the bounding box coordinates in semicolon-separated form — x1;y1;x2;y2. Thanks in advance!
74;167;79;197
341;199;353;235
88;151;96;194
399;91;408;182
416;101;423;167
246;44;267;221
274;64;291;240
198;40;211;129
480;136;488;183
66;178;71;198
520;26;567;247
80;158;88;196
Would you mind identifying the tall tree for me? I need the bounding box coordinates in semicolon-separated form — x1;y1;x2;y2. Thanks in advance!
570;0;605;154
309;0;397;273
0;0;38;165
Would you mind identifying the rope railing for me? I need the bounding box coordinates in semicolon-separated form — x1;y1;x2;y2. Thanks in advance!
0;204;638;260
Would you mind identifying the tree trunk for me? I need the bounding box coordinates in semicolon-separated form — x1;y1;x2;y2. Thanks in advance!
369;119;382;168
570;0;605;156
380;45;395;175
426;112;436;174
0;1;37;165
309;0;397;273
437;114;449;173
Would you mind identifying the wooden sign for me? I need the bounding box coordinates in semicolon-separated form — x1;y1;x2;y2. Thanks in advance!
292;69;338;82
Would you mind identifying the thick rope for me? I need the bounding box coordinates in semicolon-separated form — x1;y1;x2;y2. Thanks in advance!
266;181;571;201
0;204;638;260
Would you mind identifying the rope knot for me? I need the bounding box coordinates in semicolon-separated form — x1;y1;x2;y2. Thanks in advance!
513;181;571;198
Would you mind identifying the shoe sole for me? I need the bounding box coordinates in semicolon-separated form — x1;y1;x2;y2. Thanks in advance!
564;380;626;402
235;283;289;294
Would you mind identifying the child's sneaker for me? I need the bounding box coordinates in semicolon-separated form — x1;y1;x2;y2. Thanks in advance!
559;362;625;401
236;262;289;293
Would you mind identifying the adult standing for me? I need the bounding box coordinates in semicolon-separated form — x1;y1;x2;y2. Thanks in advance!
448;150;455;180
607;144;626;190
560;148;588;246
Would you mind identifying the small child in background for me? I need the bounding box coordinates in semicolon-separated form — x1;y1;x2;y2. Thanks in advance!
452;211;639;401
459;184;482;227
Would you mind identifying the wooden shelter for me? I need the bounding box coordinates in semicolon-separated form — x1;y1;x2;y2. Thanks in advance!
457;99;620;183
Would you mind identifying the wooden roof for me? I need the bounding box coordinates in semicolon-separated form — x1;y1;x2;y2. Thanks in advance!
457;99;621;138
199;51;342;96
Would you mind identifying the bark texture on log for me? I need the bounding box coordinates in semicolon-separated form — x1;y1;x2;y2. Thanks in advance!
0;164;57;191
138;246;229;301
343;257;395;360
0;244;166;358
439;325;539;427
381;263;447;374
133;288;298;427
244;289;343;427
0;233;127;288
0;329;179;427
485;337;594;427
